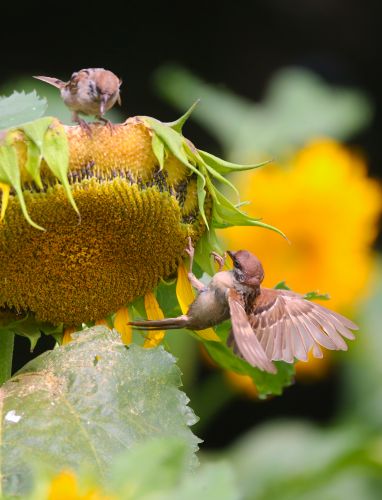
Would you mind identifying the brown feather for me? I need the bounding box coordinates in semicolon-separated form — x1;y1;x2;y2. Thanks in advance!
243;288;357;363
227;288;276;373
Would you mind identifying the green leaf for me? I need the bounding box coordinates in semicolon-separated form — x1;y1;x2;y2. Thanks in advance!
0;91;47;130
0;142;44;230
0;327;200;497
42;120;79;215
203;321;295;398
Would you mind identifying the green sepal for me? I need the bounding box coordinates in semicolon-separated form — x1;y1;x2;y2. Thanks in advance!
304;291;330;301
24;139;43;189
167;100;200;133
143;116;208;226
42;120;79;215
274;280;291;290
274;281;330;300
199;149;271;174
0;142;44;230
20;116;53;150
194;227;223;276
151;133;165;170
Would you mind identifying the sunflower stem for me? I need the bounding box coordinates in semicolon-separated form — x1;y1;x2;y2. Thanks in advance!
0;329;14;385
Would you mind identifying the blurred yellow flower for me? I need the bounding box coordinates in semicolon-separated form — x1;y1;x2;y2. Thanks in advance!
222;139;381;383
223;139;381;311
47;470;111;500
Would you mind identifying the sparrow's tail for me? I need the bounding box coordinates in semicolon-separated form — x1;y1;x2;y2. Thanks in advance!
128;315;189;331
33;76;65;89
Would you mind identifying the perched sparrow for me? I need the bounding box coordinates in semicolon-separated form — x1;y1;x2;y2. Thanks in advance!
129;240;358;373
33;68;122;131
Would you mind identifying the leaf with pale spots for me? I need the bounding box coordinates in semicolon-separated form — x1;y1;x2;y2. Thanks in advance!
0;327;200;497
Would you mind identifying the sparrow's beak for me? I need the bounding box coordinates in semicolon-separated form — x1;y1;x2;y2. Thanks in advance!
227;250;236;261
100;95;108;116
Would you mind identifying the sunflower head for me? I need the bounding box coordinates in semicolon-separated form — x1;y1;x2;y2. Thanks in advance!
0;106;279;327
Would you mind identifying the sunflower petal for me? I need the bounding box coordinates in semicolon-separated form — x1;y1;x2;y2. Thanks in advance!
114;307;132;345
176;262;220;342
143;291;165;347
0;182;10;221
62;326;77;345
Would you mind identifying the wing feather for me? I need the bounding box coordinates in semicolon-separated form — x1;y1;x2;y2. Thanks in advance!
245;288;357;363
227;289;276;373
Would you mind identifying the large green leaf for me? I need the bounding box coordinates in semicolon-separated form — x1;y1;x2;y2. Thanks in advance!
0;91;47;130
0;327;200;497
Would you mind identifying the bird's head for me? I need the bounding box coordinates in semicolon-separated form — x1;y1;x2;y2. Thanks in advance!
227;250;264;288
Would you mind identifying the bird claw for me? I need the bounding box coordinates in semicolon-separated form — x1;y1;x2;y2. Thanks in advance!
98;117;116;135
210;251;227;272
76;118;93;138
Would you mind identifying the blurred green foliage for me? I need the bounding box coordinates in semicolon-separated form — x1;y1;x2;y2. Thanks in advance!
154;65;372;161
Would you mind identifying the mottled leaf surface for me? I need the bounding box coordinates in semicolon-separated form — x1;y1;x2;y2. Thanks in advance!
0;327;199;497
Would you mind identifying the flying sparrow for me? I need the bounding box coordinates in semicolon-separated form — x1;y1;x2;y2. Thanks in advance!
33;68;122;132
129;239;358;373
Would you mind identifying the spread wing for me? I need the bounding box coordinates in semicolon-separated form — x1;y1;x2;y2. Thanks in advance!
227;289;276;373
246;288;358;363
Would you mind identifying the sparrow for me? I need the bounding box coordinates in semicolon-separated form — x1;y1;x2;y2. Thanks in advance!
33;68;122;132
129;239;358;373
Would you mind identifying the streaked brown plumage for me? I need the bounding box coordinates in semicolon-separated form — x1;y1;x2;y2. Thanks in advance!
129;241;358;373
33;68;122;130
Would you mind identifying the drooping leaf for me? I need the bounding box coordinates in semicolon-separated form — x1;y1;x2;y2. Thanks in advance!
0;327;200;497
0;91;47;130
42;119;79;215
0;142;43;230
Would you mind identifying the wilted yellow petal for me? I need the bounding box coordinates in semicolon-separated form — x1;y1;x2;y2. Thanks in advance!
176;262;220;342
114;307;132;345
95;318;111;329
62;326;77;345
0;182;10;221
143;291;165;348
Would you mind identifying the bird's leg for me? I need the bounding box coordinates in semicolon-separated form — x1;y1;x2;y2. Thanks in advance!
185;237;206;292
210;251;227;271
72;111;92;138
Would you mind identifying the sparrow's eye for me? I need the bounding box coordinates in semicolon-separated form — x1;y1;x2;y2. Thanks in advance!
233;260;240;269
